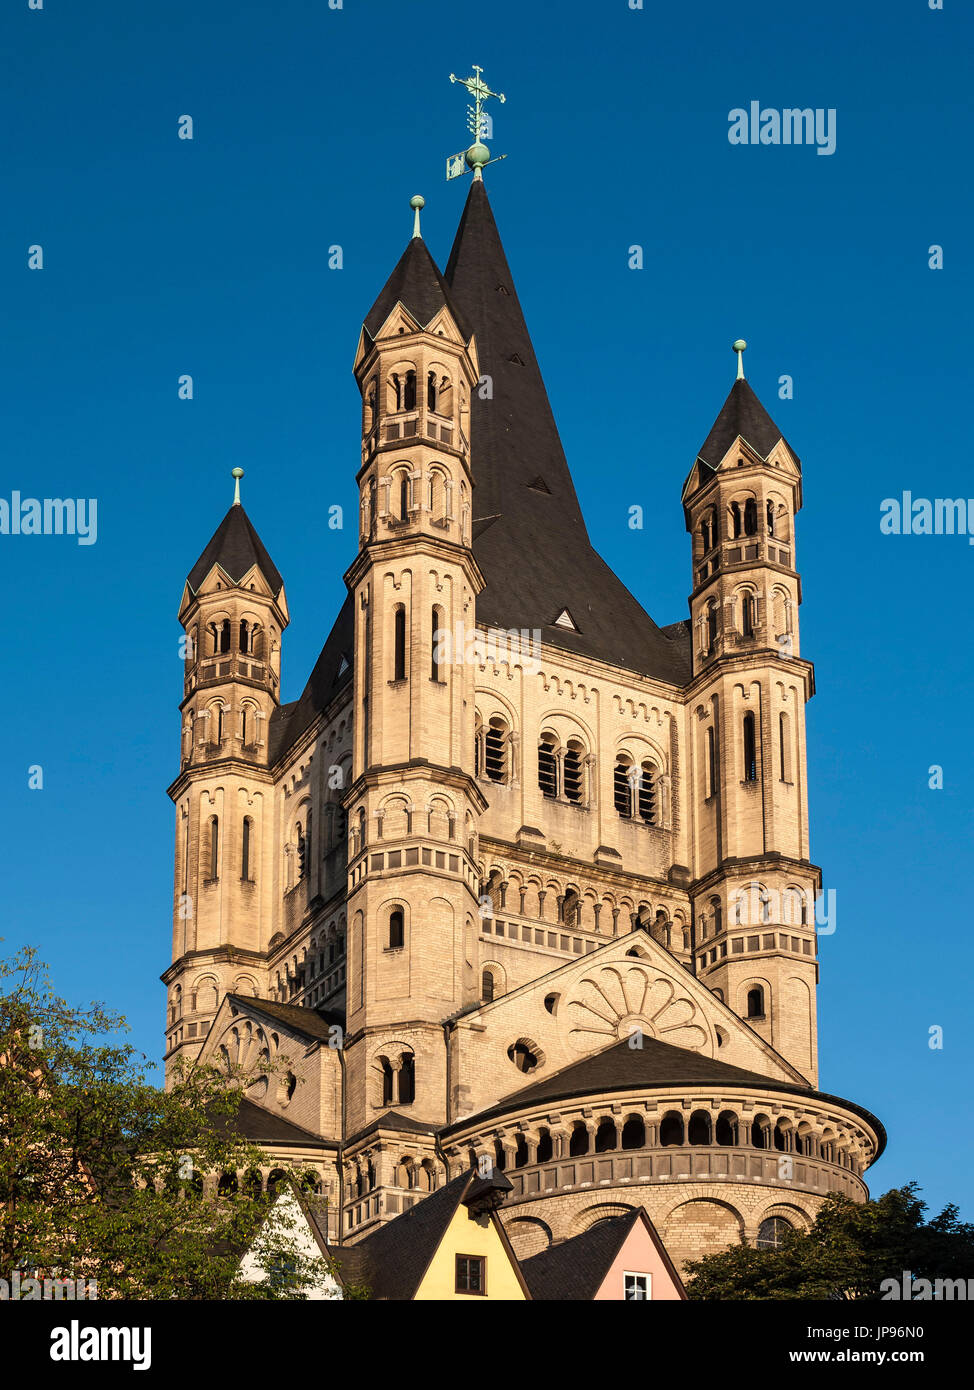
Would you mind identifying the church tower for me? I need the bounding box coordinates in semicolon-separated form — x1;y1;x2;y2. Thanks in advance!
341;206;487;1136
682;343;820;1082
163;473;288;1075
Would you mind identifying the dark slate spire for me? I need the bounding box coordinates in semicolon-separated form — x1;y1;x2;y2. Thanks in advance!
444;178;688;683
696;378;797;470
186;502;284;597
363;234;467;340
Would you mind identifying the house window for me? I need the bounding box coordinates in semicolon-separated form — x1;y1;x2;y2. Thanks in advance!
455;1255;486;1295
481;969;495;1004
624;1272;651;1301
747;985;765;1018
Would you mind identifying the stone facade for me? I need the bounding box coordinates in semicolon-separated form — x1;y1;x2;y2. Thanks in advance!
161;179;883;1272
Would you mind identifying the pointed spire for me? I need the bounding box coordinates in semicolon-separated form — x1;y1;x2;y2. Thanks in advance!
444;178;687;683
186;499;284;597
696;374;796;471
362;230;466;340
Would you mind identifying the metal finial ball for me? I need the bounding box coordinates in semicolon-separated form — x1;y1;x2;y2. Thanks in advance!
466;141;490;168
410;195;425;210
732;339;747;353
231;467;244;480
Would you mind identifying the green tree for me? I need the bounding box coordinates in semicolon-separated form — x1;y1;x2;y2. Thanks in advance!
0;946;340;1299
685;1185;974;1300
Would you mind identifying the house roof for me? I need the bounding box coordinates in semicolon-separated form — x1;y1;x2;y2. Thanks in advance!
328;1167;522;1301
444;179;690;685
186;502;284;597
519;1207;687;1301
442;1034;886;1153
363;234;468;341
696;377;796;471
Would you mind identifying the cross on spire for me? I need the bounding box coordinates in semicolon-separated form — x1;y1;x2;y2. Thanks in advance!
448;64;506;181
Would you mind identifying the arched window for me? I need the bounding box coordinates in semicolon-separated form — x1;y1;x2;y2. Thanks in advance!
731;501;742;538
219;619;231;654
393;605;407;681
536;1128;553;1163
357;807;366;852
380;1057;394;1106
403;370;416;411
427;371;437;411
707;600;718;650
767;500;776;535
757;1216;793;1249
563;741;584;804
659;1111;684;1146
779;712;790;782
744;497;758;535
747;985;765;1018
485;719;508;782
688;1110;712;1145
638;762;657;823
569;1122;589;1156
296;823;306;880
751;1117;771;1149
715;1111;737;1146
208;815;219;881
621;1116;645;1150
239;619;250;653
538;735;558;798
743;711;758;782
241;817;253;882
481;968;495;1004
707;725;717;798
595;1119;617;1153
389;909;405;950
614;758;633;816
514;1134;528;1169
398;1053;415;1105
430;606;443;682
215;703;224;745
710;895;723;935
741;592;755;637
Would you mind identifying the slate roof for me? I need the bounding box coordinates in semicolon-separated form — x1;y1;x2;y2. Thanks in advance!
444;180;690;684
363;234;468;341
212;1096;335;1148
443;1034;886;1153
520;1207;686;1301
696;377;796;470
349;1111;438;1144
266;592;354;764
186;503;284;597
327;1168;519;1301
225;994;344;1044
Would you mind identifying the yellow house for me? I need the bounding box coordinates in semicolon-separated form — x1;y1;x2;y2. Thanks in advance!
328;1169;529;1301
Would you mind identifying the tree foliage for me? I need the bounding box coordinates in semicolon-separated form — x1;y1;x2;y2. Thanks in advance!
685;1185;974;1300
0;947;339;1299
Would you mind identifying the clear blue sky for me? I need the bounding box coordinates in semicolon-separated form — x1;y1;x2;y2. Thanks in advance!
1;0;970;1219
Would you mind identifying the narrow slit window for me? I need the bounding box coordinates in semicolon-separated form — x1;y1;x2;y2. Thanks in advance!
393;606;406;681
638;763;656;823
563;743;584;804
743;712;758;782
485;722;507;782
614;760;633;817
538;737;558;798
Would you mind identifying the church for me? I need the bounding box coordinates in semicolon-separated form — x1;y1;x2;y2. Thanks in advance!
161;77;884;1272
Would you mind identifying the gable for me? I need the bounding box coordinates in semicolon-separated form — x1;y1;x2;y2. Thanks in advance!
454;929;807;1122
414;1204;527;1301
593;1214;685;1301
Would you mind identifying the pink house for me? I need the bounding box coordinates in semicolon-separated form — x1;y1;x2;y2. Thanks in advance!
519;1207;687;1301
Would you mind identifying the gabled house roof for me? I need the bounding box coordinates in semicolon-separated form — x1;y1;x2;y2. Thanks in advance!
520;1207;687;1301
327;1168;529;1301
